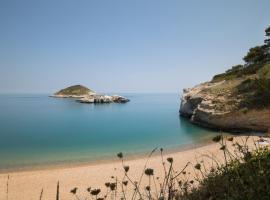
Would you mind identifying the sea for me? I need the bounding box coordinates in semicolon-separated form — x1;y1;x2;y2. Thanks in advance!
0;93;219;171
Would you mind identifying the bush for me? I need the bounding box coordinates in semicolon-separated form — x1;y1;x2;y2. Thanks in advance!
179;146;270;200
237;76;270;108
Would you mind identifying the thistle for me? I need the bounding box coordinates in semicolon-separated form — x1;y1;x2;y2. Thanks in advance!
167;157;173;164
212;135;222;143
117;152;123;159
145;168;154;176
90;188;101;200
70;187;78;195
194;163;201;170
109;183;116;191
122;181;128;186
123;165;130;173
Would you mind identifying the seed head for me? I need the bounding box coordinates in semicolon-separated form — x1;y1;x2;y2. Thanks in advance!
90;189;101;196
145;186;151;191
144;168;154;176
124;165;130;173
117;152;123;159
167;157;173;163
220;145;226;150
212;135;222;143
70;187;77;195
122;181;128;186
109;183;116;191
194;163;201;170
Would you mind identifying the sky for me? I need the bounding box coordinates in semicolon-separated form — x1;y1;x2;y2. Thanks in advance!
0;0;269;93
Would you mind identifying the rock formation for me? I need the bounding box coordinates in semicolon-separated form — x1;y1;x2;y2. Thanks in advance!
180;78;270;133
51;85;129;104
180;26;270;133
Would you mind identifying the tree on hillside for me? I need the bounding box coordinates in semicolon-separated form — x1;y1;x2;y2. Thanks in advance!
265;26;270;45
243;46;266;64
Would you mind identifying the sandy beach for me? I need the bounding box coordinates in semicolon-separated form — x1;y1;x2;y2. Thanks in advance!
0;135;266;200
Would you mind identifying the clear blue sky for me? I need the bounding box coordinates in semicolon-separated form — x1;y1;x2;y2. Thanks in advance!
0;0;269;93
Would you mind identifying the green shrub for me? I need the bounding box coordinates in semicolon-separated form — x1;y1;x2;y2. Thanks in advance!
178;146;270;200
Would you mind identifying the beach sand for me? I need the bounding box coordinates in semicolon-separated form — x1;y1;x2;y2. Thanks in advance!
0;135;266;200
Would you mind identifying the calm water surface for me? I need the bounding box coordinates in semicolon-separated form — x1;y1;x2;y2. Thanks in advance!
0;93;218;170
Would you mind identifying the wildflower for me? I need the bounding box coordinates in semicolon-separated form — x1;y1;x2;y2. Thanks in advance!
182;171;186;175
194;163;201;170
109;183;116;191
178;181;182;186
190;180;194;184
87;187;91;192
220;145;226;150
145;168;154;176
212;135;222;143
90;189;101;196
70;187;77;195
105;182;110;188
167;157;173;163
122;181;128;186
123;165;129;173
117;152;123;159
227;137;234;142
145;186;151;191
97;198;104;200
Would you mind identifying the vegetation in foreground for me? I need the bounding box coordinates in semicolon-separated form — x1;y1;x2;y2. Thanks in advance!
65;135;270;200
178;137;270;200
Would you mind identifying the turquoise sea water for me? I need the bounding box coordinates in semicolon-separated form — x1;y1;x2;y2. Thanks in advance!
0;93;218;171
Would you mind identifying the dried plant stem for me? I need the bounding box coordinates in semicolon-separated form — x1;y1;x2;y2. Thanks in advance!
133;147;157;200
6;175;9;200
56;181;60;200
39;188;43;200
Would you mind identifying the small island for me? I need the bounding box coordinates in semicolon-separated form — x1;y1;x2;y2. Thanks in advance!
51;85;130;103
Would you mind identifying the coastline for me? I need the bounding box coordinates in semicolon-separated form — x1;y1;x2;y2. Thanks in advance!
0;134;217;174
0;135;264;200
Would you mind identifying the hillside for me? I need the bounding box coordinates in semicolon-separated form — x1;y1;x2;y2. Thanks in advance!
54;85;95;96
180;26;270;132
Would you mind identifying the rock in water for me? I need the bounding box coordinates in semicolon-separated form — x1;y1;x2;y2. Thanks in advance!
51;85;129;104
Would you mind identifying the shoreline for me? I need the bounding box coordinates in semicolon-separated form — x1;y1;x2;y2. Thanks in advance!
0;135;265;200
0;135;217;174
0;131;261;174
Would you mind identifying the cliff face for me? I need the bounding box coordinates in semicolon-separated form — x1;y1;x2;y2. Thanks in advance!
180;79;270;133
